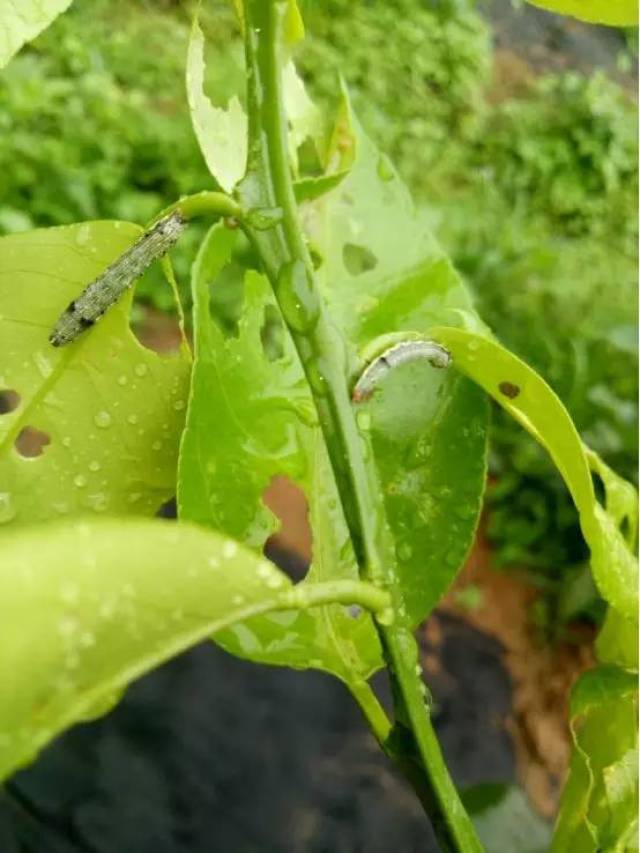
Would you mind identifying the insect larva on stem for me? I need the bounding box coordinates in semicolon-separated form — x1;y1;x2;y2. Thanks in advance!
49;211;187;347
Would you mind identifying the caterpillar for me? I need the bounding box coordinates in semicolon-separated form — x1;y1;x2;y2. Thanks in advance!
49;211;187;347
352;339;451;403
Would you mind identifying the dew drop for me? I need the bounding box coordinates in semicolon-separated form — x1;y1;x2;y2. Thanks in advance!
59;581;79;605
73;474;87;488
62;436;72;448
356;411;371;432
33;350;53;379
75;224;91;246
127;414;139;425
377;154;395;182
152;441;162;451
79;631;95;648
397;541;413;561
256;561;271;579
134;363;149;378
232;595;245;606
94;411;112;429
57;616;77;637
223;541;238;559
0;492;15;524
117;375;128;386
173;400;185;411
88;492;108;513
88;460;101;472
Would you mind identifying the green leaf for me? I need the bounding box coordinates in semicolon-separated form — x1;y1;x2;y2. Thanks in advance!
525;0;638;26
186;18;248;194
283;61;323;172
178;223;382;681
293;80;356;201
596;608;638;671
0;516;387;781
431;326;638;624
552;665;638;852
0;223;191;529
309;121;489;625
0;0;74;69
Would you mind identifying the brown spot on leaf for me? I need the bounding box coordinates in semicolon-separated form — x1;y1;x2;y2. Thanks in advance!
499;381;520;399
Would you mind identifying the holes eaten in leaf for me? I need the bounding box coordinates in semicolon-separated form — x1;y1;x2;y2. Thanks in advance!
0;389;21;415
15;426;51;458
343;242;378;276
260;304;285;362
262;476;312;581
209;262;246;339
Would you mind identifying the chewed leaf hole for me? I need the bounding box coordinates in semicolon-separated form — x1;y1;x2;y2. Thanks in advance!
131;306;184;355
15;426;51;458
343;242;378;276
260;304;285;362
262;476;312;581
0;389;21;415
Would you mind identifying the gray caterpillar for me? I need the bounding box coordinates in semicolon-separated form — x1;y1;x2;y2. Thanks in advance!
49;211;186;347
352;340;451;402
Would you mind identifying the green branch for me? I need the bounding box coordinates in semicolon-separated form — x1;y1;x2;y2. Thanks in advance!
235;2;483;850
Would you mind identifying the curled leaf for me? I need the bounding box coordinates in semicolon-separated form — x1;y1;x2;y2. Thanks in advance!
431;326;638;623
525;0;637;26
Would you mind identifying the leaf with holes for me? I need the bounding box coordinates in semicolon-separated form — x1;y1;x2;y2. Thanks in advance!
0;516;386;781
0;223;190;529
178;223;382;680
180;115;489;683
305;118;489;625
552;665;638;852
186;17;248;194
0;0;74;69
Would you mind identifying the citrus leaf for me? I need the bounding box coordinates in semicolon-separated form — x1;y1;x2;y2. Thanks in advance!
0;223;190;529
178;223;383;681
186;17;248;194
0;0;73;69
525;0;637;26
431;326;638;623
0;517;387;781
309;120;489;625
293;80;356;201
552;665;638;852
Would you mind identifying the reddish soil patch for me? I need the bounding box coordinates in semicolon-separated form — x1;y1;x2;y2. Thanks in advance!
439;527;595;818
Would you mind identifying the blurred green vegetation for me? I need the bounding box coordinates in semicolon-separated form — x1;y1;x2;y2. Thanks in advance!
1;0;636;625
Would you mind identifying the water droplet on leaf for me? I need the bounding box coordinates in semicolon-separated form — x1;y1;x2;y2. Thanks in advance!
94;411;112;429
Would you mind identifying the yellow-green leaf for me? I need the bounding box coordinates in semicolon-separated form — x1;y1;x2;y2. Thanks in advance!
0;223;190;529
0;517;388;782
186;18;248;194
0;0;73;69
431;326;638;623
526;0;637;25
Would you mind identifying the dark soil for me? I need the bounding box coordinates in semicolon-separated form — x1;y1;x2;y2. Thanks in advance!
1;607;514;853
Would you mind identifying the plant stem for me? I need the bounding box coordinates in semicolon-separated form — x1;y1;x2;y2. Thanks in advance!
237;3;483;850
